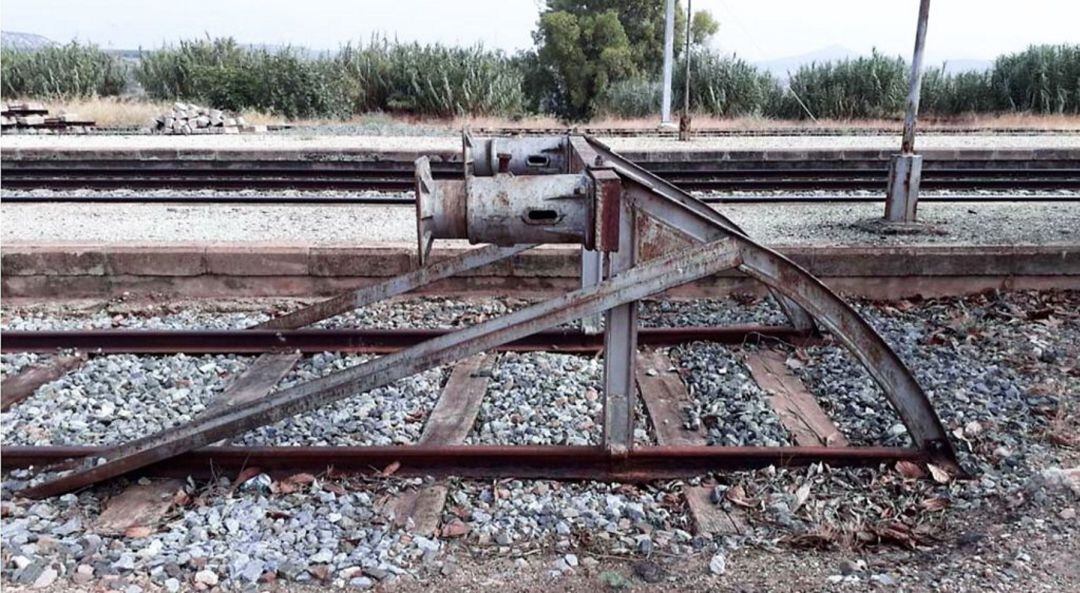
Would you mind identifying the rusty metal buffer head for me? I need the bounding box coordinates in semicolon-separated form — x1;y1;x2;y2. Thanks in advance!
415;134;621;263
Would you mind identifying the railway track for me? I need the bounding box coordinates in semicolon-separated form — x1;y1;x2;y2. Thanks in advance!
4;157;1079;194
10;125;1080;137
4;193;1076;204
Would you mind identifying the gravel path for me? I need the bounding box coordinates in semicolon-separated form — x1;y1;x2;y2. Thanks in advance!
2;291;1077;591
3;198;1076;246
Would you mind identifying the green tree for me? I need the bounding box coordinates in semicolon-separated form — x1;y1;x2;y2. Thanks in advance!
535;9;636;119
532;0;719;119
692;10;720;45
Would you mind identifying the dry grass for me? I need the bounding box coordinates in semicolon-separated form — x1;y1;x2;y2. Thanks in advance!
21;97;280;128
31;97;171;128
16;98;1080;131
453;113;1080;131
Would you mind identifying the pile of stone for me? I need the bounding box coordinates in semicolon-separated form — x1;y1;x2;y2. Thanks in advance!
149;102;267;135
1;102;95;134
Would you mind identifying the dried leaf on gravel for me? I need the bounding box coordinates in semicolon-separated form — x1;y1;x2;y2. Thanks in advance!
273;472;316;494
927;463;952;484
895;460;926;480
920;496;951;512
791;483;812;513
440;519;470;538
124;526;154;538
171;489;191;506
322;482;346;495
233;466;263;488
725;484;755;508
869;522;919;549
785;527;841;549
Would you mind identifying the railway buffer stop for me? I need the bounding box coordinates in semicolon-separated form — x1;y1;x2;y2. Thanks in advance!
18;132;962;499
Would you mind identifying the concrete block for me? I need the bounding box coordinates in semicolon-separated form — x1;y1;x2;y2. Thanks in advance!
106;247;207;276
309;247;412;277
205;246;310;276
2;248;107;276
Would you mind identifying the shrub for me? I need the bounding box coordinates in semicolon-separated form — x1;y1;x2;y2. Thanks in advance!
135;39;350;119
921;67;1000;116
992;44;1080;114
337;40;525;118
676;50;779;117
596;78;660;118
773;49;908;119
1;41;126;99
134;37;523;119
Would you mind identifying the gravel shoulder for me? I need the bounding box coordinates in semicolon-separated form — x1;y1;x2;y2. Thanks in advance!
2;198;1077;246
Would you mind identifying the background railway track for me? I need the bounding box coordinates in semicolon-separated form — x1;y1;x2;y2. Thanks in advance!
7;125;1080;137
4;156;1079;196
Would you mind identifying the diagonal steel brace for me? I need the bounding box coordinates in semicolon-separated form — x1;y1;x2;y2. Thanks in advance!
18;238;744;499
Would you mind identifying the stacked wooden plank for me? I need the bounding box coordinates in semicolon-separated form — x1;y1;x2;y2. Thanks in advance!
1;102;95;133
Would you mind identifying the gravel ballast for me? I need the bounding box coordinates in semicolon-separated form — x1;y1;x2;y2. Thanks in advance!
5;133;1080;153
2;197;1077;246
2;291;1077;592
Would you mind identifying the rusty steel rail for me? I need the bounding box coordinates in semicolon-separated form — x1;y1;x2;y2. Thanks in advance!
4;193;1078;205
0;326;814;355
2;444;926;480
3;158;1077;193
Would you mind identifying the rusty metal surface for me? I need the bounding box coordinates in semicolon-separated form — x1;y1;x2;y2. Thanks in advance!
18;238;745;499
254;243;529;330
602;198;638;456
11;133;964;499
0;326;813;355
618;173;958;466
4;445;928;480
464;174;592;246
885;154;924;222
588;167;623;252
579;136;816;331
467;136;568;176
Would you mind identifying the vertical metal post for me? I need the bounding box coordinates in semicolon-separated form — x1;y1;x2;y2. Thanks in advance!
580;248;603;334
885;0;931;222
660;0;676;125
602;197;637;457
679;0;693;141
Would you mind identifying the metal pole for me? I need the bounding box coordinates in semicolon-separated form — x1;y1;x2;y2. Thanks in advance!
660;0;676;125
885;0;931;222
683;0;692;116
679;0;693;140
901;0;931;154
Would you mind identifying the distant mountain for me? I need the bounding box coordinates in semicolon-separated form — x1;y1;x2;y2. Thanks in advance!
1;31;56;50
937;58;993;74
755;45;994;83
754;45;859;80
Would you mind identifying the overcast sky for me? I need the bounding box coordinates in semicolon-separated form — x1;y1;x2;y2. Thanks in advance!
3;0;1077;62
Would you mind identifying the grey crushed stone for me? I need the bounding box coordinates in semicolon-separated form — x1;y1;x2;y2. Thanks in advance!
1;291;1077;590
